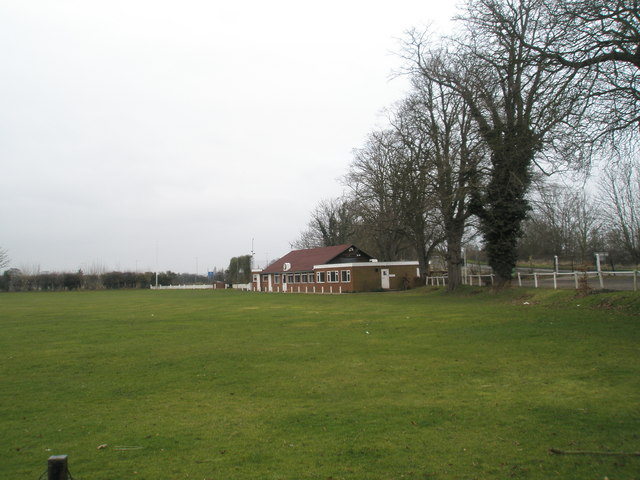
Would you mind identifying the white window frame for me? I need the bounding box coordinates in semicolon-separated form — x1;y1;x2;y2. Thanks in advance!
341;270;351;283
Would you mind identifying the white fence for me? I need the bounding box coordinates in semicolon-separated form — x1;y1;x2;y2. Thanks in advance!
516;270;639;291
256;285;344;294
426;270;639;291
150;284;213;290
150;283;254;291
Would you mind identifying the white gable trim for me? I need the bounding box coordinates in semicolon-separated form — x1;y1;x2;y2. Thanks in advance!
313;261;419;269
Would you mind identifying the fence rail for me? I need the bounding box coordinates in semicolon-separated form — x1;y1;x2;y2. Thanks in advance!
150;284;214;290
516;270;638;291
426;269;639;291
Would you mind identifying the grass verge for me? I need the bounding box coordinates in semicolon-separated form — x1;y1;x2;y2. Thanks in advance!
0;288;638;479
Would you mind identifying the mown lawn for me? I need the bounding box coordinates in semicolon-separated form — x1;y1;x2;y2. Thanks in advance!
0;287;638;479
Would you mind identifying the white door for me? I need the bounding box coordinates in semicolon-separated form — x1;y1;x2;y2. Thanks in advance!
381;269;390;289
282;274;287;292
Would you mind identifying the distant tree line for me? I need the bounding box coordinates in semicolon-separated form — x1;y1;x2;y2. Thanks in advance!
0;269;212;292
292;0;639;289
0;259;259;292
0;251;260;292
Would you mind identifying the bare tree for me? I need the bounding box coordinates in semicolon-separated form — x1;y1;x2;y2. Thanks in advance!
522;181;603;263
403;0;588;286
291;197;358;250
0;247;9;271
599;159;640;265
347;129;443;274
385;112;446;277
391;80;483;289
536;0;640;142
347;131;419;262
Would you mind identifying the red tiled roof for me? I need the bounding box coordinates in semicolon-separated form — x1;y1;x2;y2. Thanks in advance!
261;244;359;273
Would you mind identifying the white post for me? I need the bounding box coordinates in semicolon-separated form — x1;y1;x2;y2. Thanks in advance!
574;272;579;290
554;255;559;273
517;272;522;287
534;273;538;288
634;270;638;292
595;252;603;289
553;272;557;290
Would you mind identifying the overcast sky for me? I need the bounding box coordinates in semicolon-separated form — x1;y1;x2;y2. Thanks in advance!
0;0;456;274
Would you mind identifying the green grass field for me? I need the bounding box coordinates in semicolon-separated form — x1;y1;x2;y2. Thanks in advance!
1;288;639;479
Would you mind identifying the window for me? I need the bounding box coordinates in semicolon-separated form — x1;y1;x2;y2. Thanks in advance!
274;274;280;284
327;271;339;283
294;273;301;283
262;274;268;282
341;270;351;282
316;271;325;283
301;273;308;283
287;273;294;284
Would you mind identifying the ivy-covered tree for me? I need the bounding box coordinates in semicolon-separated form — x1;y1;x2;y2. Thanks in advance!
404;0;589;286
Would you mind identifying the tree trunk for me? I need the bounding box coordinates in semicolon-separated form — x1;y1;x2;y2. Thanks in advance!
446;238;463;291
475;137;533;288
416;244;429;281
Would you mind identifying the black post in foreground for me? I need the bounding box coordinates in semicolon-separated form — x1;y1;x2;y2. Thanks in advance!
48;455;69;480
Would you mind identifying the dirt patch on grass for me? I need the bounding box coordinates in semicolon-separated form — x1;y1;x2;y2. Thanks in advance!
573;291;640;314
511;292;536;305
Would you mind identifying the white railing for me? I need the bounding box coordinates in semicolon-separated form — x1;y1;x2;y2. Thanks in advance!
466;274;495;286
426;276;448;286
433;269;639;291
150;284;213;290
517;270;639;291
